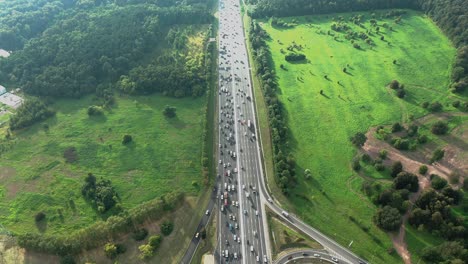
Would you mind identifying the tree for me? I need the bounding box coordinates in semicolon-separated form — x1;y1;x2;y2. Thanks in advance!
428;101;443;112
431;121;448;135
350;132;367;147
419;165;428;175
104;243;118;259
148;235;162;249
393;172;419;192
396;88;406;98
133;228;148;241
163;105;177;118
138;244;154;259
374;206;401;231
391;122;402;132
87;105;104;116
430;174;447;190
161;221;174;236
390;161;403;178
430;149;445;163
122;134;133;144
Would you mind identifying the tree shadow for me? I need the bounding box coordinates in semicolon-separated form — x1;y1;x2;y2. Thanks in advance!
86;114;107;124
344;71;354;76
166;115;186;129
35;219;48;233
320;93;331;99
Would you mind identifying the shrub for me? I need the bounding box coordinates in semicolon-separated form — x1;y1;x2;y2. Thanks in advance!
138;244;154;259
431;121;448;135
163;105;177;118
285;52;306;62
421;101;429;108
390;161;403;177
161;221;174;236
35;212;46;222
417;134;428;144
148;235;162;249
122;134;133;144
352;157;361;171
391;122;403;132
452;100;460;108
428;101;443;112
389;80;400;89
379;149;388;160
87;105;104;116
133;228;148;241
392;138;409;150
361;153;371;163
350;132;367;147
419;165;428;175
104;243;118;259
430;174;447;190
430;149;445;163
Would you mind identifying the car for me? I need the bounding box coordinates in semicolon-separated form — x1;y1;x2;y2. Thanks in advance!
237;237;240;243
235;223;238;229
250;246;254;252
244;210;247;215
236;201;239;207
229;214;232;220
205;210;209;215
226;239;229;245
233;234;237;241
234;252;238;259
242;184;245;189
313;253;320;257
255;210;258;216
358;261;367;264
256;256;260;262
267;198;273;203
219;159;222;164
331;257;339;263
264;255;267;263
233;215;236;221
195;232;199;238
221;205;224;212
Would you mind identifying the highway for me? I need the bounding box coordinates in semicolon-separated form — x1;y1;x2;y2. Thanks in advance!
212;0;368;264
215;0;268;263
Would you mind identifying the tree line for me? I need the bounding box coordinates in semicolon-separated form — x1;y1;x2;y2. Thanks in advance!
246;0;468;94
248;20;296;194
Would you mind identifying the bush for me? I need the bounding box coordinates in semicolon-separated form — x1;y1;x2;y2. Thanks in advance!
63;147;78;163
430;174;447;190
350;132;367;147
431;121;448;135
163;105;177;118
87;105;104;116
104;243;118;259
390;161;403;177
352;157;361;171
138;244;154;259
417;134;428;144
421;101;429;108
430;149;445;163
452;100;460;108
428;101;443;112
361;153;371;163
391;122;403;132
35;212;46;222
122;134;133;144
148;235;162;249
392;138;409;150
161;221;174;236
378;149;388;159
419;165;428;175
389;80;400;89
133;228;148;241
285;52;306;62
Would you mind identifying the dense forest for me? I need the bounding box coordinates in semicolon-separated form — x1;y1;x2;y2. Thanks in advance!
247;0;468;92
0;0;213;98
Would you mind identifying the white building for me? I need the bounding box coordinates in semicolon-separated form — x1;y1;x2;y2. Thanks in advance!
0;85;6;95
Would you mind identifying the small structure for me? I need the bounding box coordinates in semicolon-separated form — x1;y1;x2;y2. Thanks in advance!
0;49;10;58
0;85;23;109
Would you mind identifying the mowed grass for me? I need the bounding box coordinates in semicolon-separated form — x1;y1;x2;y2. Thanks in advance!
0;94;206;235
261;10;458;263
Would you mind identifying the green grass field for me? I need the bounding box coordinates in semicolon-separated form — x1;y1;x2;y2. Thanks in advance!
261;10;459;263
0;94;206;235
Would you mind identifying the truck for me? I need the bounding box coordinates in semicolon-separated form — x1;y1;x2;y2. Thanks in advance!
282;211;289;217
247;119;251;128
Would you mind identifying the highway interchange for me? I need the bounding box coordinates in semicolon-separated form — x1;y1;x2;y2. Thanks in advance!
183;0;371;263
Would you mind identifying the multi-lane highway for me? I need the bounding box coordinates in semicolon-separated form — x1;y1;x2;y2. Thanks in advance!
215;0;268;263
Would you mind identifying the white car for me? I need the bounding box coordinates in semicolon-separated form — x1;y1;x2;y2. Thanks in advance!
219;159;222;164
313;253;320;257
256;256;260;262
264;255;268;263
255;210;258;216
331;257;339;263
250;246;254;252
234;234;237;241
234;252;238;259
242;184;245;189
205;210;209;215
236;201;239;207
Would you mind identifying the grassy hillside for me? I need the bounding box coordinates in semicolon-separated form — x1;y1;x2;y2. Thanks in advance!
261;10;458;263
0;94;206;235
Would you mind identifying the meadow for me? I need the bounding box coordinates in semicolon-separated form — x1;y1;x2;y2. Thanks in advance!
261;10;459;263
0;94;206;235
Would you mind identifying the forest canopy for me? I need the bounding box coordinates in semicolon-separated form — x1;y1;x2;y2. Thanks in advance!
0;0;213;98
